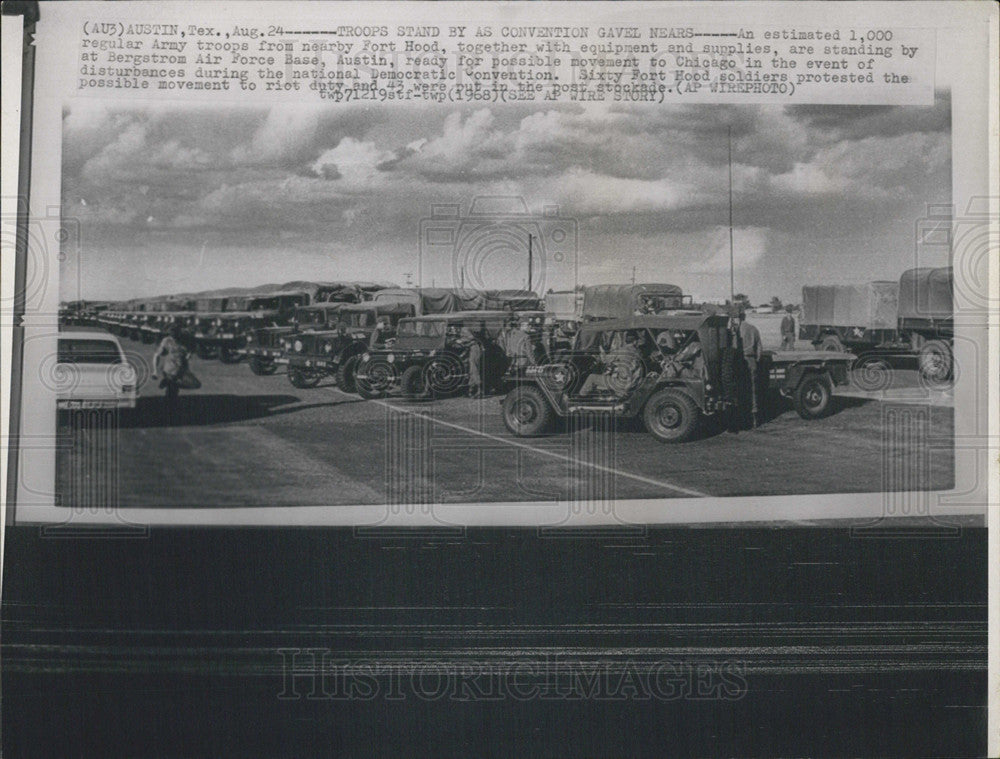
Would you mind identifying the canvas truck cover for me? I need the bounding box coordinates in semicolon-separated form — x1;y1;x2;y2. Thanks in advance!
800;282;899;329
582;284;684;320
897;267;953;320
544;291;582;321
372;288;463;314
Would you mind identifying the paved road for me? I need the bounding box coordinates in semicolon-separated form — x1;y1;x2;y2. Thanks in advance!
54;337;955;513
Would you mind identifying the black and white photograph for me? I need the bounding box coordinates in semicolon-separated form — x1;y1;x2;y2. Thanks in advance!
49;93;962;514
1;2;996;757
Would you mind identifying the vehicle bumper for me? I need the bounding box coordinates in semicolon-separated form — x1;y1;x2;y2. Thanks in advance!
58;395;137;410
286;356;334;371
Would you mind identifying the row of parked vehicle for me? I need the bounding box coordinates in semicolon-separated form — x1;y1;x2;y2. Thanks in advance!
61;280;862;443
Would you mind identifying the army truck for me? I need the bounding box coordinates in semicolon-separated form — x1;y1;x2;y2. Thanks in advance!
500;314;854;442
800;267;953;382
354;311;512;399
278;302;414;389
799;281;899;352
241;283;381;375
898;266;953;381
243;302;346;375
582;283;693;320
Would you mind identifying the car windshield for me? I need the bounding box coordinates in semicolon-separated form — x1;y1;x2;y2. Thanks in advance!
58;339;123;365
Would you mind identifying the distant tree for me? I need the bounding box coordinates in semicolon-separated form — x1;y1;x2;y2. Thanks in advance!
770;296;783;311
733;293;751;309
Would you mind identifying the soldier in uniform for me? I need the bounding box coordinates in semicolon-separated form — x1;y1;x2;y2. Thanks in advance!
456;324;484;397
499;316;538;369
780;311;796;350
736;311;763;428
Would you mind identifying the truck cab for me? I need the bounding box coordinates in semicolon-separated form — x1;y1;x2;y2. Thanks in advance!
354;311;510;399
278;302;413;390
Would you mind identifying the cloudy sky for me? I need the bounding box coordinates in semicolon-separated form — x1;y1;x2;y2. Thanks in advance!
61;95;950;305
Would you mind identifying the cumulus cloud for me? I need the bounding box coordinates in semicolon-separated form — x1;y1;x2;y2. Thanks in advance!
61;97;951;302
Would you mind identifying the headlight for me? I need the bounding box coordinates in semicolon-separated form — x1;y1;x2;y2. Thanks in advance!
386;353;395;363
294;340;303;352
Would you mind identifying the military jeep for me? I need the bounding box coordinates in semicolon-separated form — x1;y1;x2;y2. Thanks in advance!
279;302;413;390
354;311;511;400
500;314;854;442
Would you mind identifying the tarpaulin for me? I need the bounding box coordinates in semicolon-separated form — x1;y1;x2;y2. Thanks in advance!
897;267;952;319
582;284;684;320
801;282;898;328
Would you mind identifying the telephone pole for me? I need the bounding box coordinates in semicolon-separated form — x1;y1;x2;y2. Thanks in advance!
728;125;735;306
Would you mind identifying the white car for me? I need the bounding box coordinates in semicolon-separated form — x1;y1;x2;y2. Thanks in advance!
55;328;138;410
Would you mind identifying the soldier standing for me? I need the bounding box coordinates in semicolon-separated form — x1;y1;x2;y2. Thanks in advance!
780;311;796;350
457;325;484;397
736;311;763;428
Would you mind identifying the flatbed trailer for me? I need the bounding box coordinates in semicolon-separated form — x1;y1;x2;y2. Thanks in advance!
761;349;855;419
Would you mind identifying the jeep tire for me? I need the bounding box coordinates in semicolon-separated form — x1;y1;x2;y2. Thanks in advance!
793;374;833;419
502;386;554;437
249;356;277;376
288;367;321;389
400;365;426;398
336;354;360;394
218;347;243;364
643;388;700;443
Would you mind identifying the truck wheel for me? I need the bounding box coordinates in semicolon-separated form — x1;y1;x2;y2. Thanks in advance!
918;340;952;383
502;386;554;436
248;357;277;376
400;365;426;398
218;347;243;364
336;355;360;394
356;377;385;400
794;374;833;419
643;388;700;443
288;367;321;389
819;335;845;352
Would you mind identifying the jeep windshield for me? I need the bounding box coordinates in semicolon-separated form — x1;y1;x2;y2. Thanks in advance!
393;320;447;350
295;308;333;327
342;310;375;328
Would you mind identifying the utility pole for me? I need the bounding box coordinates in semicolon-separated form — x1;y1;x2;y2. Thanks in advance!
728;125;735;307
527;233;533;294
631;266;636;285
403;271;413;287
